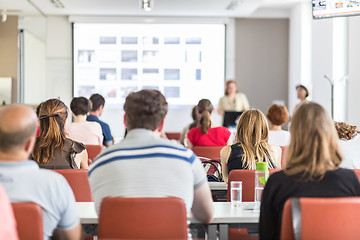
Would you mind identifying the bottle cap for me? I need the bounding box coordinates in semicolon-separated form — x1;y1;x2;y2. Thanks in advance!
256;162;268;172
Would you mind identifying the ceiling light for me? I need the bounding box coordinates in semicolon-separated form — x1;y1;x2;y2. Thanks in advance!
2;9;7;22
141;0;153;12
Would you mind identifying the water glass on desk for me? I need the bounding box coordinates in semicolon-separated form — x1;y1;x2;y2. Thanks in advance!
230;181;242;207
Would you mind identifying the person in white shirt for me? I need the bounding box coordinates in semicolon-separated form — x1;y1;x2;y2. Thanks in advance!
66;97;103;145
266;104;290;147
335;122;360;169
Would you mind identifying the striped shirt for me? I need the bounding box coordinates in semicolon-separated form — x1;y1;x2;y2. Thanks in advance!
88;129;207;214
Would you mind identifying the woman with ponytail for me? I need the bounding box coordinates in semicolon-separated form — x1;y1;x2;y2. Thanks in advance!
32;98;89;169
187;99;231;148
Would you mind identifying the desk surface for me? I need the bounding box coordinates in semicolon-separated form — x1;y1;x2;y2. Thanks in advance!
76;201;259;225
208;181;227;191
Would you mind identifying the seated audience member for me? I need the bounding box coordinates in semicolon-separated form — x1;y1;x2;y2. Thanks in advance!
180;105;199;145
335;122;360;169
260;102;360;240
266;104;290;146
88;90;213;225
66;97;103;145
87;94;113;147
220;109;281;183
0;104;82;240
35;102;43;137
187;99;231;148
32;99;88;169
0;184;18;240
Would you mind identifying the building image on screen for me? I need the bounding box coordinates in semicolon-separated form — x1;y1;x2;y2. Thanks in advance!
73;23;225;107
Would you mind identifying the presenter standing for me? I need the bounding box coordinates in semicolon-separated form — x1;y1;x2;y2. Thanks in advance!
293;84;309;113
217;80;250;116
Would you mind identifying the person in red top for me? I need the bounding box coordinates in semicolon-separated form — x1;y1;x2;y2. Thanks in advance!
187;99;231;148
0;184;18;240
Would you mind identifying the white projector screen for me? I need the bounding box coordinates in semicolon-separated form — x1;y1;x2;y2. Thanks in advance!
73;23;225;107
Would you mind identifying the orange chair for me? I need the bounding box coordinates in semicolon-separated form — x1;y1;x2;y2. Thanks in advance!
12;202;43;240
192;146;224;161
281;197;360;240
227;169;281;202
352;169;360;181
165;132;181;141
53;169;93;202
98;197;188;240
85;145;103;161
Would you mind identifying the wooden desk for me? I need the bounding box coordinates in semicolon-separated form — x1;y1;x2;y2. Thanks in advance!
76;202;259;240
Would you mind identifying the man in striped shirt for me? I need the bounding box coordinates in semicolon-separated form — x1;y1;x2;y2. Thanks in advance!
88;90;213;224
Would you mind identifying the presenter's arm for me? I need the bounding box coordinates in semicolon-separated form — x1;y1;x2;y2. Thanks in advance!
220;146;231;183
192;183;214;224
240;93;250;111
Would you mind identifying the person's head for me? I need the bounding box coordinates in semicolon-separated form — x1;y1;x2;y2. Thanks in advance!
225;80;238;96
70;97;92;116
89;94;105;114
124;89;168;131
266;104;289;127
189;105;199;130
334;122;360;140
235;109;273;169
0;105;38;160
197;99;214;134
296;85;309;100
32;98;69;164
36;102;43;118
285;102;342;179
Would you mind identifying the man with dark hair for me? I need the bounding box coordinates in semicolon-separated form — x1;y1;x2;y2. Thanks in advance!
0;105;82;240
89;90;213;229
87;93;113;147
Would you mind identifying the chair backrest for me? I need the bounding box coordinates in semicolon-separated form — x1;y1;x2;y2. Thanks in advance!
192;146;224;161
165;132;181;141
281;197;360;240
280;146;287;168
227;169;281;201
352;169;360;181
85;145;103;161
53;169;93;202
12;202;43;240
98;197;188;240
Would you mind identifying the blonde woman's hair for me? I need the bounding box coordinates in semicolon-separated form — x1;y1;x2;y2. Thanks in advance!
32;98;68;164
197;99;214;134
334;122;360;140
284;102;342;179
235;109;275;169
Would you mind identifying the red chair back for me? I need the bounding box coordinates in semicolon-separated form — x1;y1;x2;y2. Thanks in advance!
165;132;181;141
98;197;188;240
12;202;43;240
227;169;281;202
281;197;360;240
53;169;93;202
85;145;103;161
192;146;224;161
352;169;360;181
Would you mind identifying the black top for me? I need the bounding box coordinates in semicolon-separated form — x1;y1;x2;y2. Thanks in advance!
259;168;360;240
227;143;276;173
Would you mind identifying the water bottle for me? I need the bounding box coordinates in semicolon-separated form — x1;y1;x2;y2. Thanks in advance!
254;162;269;212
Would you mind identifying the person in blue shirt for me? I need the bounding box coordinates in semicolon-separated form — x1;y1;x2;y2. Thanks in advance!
87;94;114;147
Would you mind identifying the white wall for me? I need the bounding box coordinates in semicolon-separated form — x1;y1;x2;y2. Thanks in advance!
348;16;360;127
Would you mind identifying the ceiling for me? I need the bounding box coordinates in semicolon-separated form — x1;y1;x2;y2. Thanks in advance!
0;0;306;17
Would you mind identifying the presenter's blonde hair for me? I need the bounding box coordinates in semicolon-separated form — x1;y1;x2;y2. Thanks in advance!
284;102;342;179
